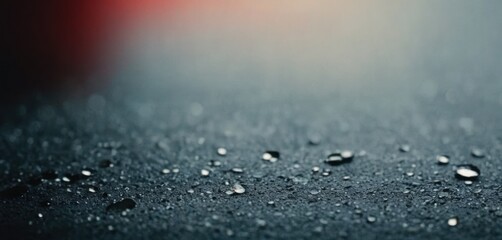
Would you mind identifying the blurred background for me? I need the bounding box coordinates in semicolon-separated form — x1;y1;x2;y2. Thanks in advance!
2;0;502;102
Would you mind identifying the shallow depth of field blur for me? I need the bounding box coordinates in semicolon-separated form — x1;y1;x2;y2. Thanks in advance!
111;0;502;101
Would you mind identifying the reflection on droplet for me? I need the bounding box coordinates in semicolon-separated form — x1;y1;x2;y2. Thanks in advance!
455;165;480;180
262;151;280;162
308;135;321;146
231;168;244;173
106;198;137;212
256;219;267;227
471;148;485;158
310;190;321;195
448;217;458;226
217;148;227;156
81;170;92;177
232;183;245;194
208;160;221;167
399;145;411;153
367;216;377;223
322;169;332;176
341;151;354;161
201;169;210;177
325;153;343;165
325;151;354;165
161;169;170;174
436;155;450;165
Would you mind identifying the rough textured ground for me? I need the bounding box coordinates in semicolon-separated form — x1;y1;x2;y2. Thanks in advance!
1;68;502;240
2;2;502;238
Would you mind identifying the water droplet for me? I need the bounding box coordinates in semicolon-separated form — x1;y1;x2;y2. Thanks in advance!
340;150;354;161
262;151;280;162
308;135;321;146
161;169;170;174
187;189;194;194
455;165;480;180
310;190;321;195
63;174;83;183
232;183;245;194
267;201;275;205
201;169;210;177
399;145;411;153
88;187;97;193
312;166;320;173
436;155;450;165
464;181;473;185
256;219;267;227
447;217;458;226
325;151;354;165
208;160;221;167
0;184;29;199
106;198;137;211
325;153;343;165
172;168;179;173
81;170;92;177
471;148;485;158
343;176;351;181
406;172;414;177
38;213;43;218
231;168;244;173
367;216;377;223
99;159;113;168
217;148;227;156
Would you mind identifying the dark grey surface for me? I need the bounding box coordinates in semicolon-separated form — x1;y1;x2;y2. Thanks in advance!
1;70;502;240
2;2;502;239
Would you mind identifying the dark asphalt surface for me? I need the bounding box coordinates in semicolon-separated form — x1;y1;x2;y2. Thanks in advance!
2;2;502;239
1;69;502;240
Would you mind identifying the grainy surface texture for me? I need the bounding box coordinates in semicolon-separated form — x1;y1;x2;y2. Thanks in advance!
2;2;502;239
1;71;502;240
